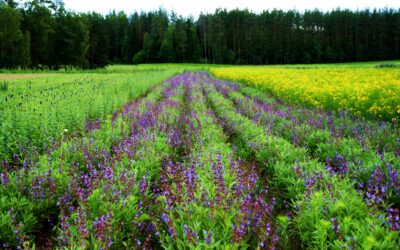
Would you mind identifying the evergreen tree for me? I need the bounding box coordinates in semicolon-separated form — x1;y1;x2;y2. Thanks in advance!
52;11;89;69
21;0;54;68
0;3;30;68
1;3;400;69
174;17;188;62
86;12;109;68
158;26;175;62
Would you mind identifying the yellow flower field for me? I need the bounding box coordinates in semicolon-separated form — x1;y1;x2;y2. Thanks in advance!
211;67;400;121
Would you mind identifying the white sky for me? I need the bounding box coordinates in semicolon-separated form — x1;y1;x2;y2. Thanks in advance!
62;0;400;17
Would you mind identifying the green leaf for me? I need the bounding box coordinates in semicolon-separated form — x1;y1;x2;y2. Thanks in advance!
138;213;150;221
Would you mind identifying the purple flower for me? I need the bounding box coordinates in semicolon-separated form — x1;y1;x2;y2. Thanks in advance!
205;231;213;244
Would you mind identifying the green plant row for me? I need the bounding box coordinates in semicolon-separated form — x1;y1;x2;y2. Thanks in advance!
203;81;399;249
0;68;182;162
157;75;278;248
0;80;184;248
219;81;399;200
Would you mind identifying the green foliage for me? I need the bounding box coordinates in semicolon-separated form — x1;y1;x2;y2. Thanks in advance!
0;194;38;248
3;3;400;68
0;4;30;68
132;50;146;64
294;180;399;249
276;215;291;249
0;65;185;161
158;26;176;62
0;81;8;92
375;63;400;69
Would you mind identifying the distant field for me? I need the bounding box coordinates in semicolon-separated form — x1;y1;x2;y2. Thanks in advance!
0;63;399;249
211;65;400;121
262;60;400;68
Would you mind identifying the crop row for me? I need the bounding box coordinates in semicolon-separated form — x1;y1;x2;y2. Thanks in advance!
0;72;399;249
200;72;399;249
1;73;278;249
0;68;181;162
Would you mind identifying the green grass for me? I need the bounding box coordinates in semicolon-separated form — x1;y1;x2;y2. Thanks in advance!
1;60;399;75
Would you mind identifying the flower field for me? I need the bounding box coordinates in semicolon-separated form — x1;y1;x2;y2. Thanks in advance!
0;68;399;249
211;67;400;121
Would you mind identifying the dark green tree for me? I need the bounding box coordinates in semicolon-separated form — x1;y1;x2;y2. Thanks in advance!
85;12;110;68
0;3;30;68
21;0;54;68
158;25;175;62
52;11;89;69
1;4;400;68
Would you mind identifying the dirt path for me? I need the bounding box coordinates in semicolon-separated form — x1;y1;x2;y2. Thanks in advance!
0;73;57;81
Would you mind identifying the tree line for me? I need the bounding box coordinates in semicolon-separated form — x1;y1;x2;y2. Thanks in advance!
1;0;399;69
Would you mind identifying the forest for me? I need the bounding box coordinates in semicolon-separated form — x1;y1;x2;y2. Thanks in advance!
1;0;400;69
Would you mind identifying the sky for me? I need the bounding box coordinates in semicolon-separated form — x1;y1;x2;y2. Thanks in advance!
62;0;400;17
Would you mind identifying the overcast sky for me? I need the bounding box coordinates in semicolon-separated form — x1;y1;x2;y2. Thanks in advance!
62;0;400;17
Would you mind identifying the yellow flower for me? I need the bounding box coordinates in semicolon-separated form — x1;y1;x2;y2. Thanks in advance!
211;67;399;120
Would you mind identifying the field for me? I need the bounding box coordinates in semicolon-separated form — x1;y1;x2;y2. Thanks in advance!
0;63;399;249
211;64;400;121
